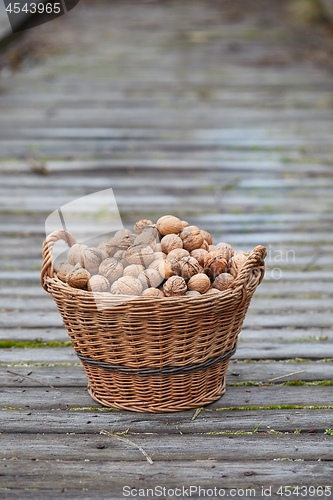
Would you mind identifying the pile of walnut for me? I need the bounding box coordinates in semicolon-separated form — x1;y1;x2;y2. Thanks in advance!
55;215;249;298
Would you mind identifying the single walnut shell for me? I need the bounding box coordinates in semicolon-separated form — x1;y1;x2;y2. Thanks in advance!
163;275;187;297
134;219;153;235
126;245;155;266
213;273;234;291
114;276;143;296
82;248;102;275
204;251;228;279
148;259;174;280
87;275;110;292
166;248;189;262
113;249;128;267
187;273;211;294
156;215;183;236
153;251;166;260
99;257;123;283
97;241;111;260
55;261;74;282
185;290;201;297
138;269;163;289
201;230;213;246
134;226;159;249
174;256;201;281
142;287;165;298
200;240;209;251
66;265;90;289
110;281;120;295
190;249;208;267
205;288;220;296
228;252;249;277
67;244;88;266
112;229;136;250
215;242;235;262
160;234;183;254
123;264;145;278
179;226;204;252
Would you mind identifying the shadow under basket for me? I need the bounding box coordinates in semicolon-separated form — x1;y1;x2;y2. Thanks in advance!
41;230;266;413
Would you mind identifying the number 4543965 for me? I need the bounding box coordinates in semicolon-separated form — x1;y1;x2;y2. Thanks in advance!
6;3;61;14
277;486;331;496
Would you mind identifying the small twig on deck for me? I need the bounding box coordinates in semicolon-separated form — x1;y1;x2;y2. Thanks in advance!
7;370;63;392
268;370;305;382
100;429;153;465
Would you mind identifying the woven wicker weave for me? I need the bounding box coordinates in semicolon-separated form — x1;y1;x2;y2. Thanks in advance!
41;230;266;413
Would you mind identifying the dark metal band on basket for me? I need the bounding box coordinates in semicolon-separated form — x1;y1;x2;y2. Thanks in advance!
76;344;237;376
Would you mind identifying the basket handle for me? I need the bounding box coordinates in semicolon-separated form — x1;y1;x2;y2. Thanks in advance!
41;230;77;291
230;245;267;290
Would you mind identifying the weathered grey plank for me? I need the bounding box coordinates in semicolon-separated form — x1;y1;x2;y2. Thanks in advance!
1;385;332;410
2;361;332;387
1;408;332;434
1;460;332;500
1;433;332;461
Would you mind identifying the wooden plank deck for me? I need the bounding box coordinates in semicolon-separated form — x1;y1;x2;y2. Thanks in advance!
0;1;333;498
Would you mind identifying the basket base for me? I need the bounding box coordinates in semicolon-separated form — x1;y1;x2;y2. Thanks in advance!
87;377;227;413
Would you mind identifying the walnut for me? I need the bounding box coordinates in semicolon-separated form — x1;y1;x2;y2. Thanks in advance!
99;257;123;283
174;256;201;281
133;219;153;234
201;230;213;246
185;290;201;297
166;248;189;262
205;288;220;296
112;229;136;250
126;245;155;266
179;226;204;252
187;273;211;294
97;241;111;260
163;275;187;296
113;276;143;296
113;250;128;266
156;215;183;236
142;287;165;298
181;220;190;229
213;273;234;291
215;242;235;262
138;269;163;289
160;234;183;254
82;248;102;275
153;251;166;260
200;240;209;251
67;244;88;266
66;265;90;289
228;252;249;277
190;249;208;267
148;259;174;280
134;226;159;249
55;261;74;282
123;264;145;278
87;275;110;292
204;251;228;279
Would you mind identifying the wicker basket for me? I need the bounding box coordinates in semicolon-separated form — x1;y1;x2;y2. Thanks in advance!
41;230;266;413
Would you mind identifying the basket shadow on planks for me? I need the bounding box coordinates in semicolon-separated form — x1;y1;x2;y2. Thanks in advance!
41;230;266;413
